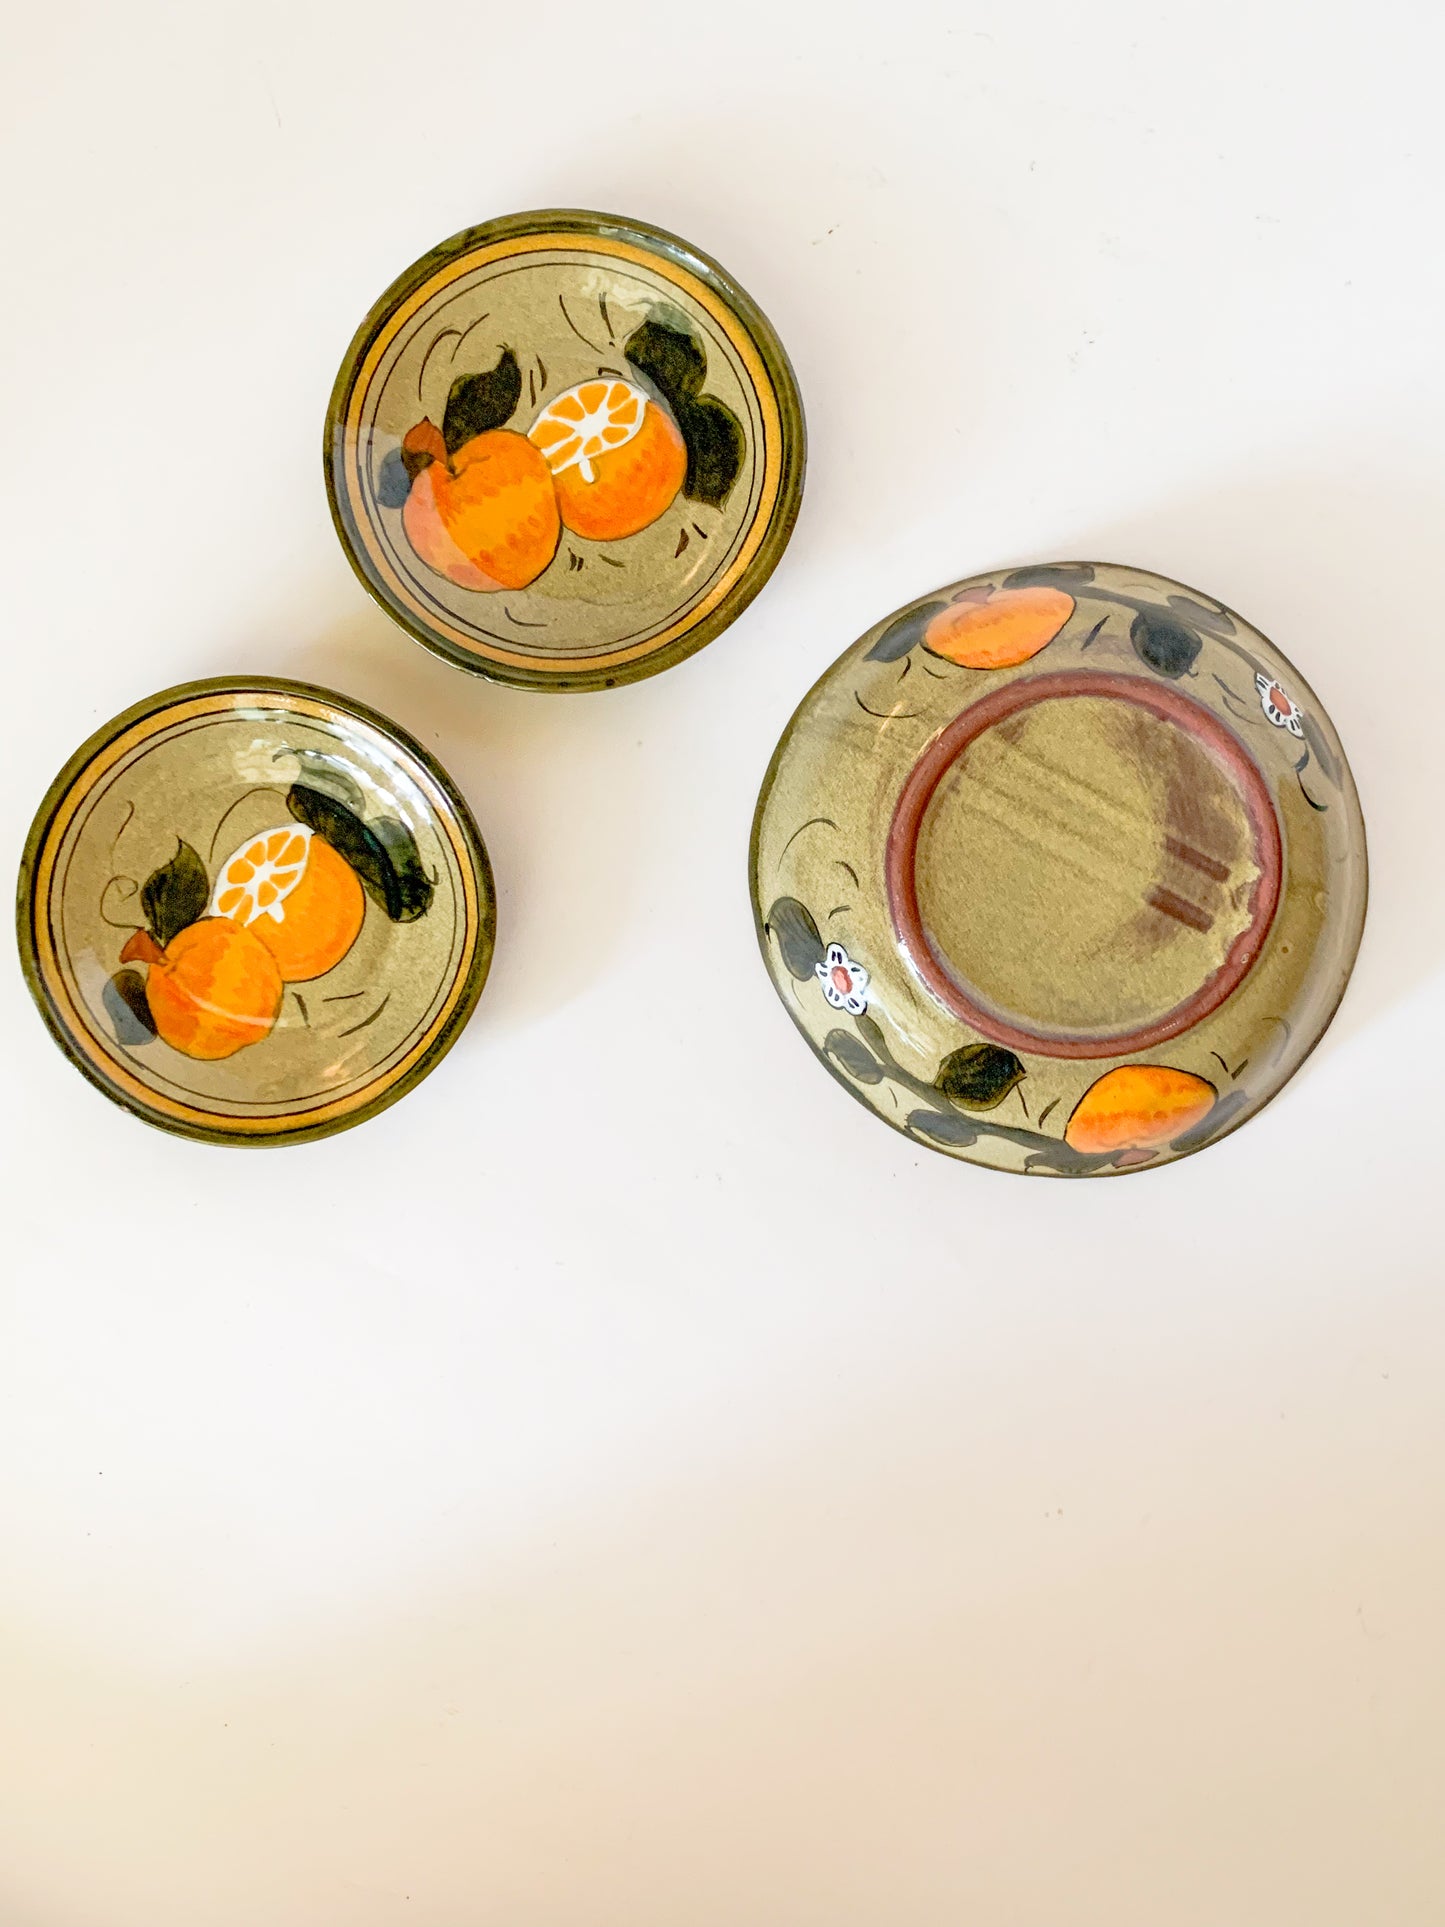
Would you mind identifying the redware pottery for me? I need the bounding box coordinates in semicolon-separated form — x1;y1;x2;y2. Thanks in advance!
750;561;1367;1177
17;678;495;1146
326;209;805;691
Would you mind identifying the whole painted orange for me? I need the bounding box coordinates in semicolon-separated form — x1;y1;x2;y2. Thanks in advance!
924;585;1075;669
1064;1065;1217;1156
121;918;283;1060
401;420;560;591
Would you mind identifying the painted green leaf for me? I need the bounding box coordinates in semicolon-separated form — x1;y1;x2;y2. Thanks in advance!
936;1042;1025;1110
677;394;745;508
1003;563;1096;591
765;896;825;979
286;785;434;923
1166;593;1234;637
865;602;947;662
141;839;209;947
1130;608;1201;679
1302;714;1340;785
1171;1087;1248;1151
375;447;412;508
103;968;157;1046
823;1029;884;1084
442;347;522;455
290;750;367;816
624;317;708;402
907;1107;981;1147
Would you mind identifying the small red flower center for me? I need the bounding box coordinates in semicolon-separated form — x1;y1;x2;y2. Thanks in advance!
831;965;852;994
1269;683;1292;714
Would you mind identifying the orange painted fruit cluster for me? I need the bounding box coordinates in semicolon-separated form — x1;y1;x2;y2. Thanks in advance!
399;378;687;592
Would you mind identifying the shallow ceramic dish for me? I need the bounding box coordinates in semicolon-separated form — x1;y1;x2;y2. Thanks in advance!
751;562;1367;1177
326;208;805;691
18;678;495;1146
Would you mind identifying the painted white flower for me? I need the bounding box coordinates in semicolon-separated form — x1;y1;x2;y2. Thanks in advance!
816;942;870;1015
1256;672;1305;737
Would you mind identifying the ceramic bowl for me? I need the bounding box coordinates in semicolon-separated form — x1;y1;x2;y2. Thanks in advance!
18;678;495;1145
751;562;1367;1177
326;209;806;691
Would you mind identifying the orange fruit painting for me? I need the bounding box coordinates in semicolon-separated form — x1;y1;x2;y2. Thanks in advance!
1063;1065;1217;1157
401;419;561;592
120;919;283;1060
924;586;1075;670
211;825;365;983
528;379;687;541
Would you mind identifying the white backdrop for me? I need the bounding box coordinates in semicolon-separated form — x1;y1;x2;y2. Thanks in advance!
3;3;1443;1922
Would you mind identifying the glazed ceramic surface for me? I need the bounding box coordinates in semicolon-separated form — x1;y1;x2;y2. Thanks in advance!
751;562;1367;1177
18;679;495;1145
326;209;805;691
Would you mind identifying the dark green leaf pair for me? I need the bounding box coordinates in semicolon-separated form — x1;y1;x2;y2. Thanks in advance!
624;319;745;510
286;784;433;923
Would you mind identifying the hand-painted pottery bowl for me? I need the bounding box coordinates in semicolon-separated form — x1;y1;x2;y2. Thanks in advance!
326;209;806;692
18;678;495;1146
751;562;1367;1177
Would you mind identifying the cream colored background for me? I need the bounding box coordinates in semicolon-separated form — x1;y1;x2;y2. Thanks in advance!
2;2;1442;1923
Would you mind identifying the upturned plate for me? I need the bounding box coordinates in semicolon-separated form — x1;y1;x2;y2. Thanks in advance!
326;209;805;691
18;678;495;1146
751;562;1367;1177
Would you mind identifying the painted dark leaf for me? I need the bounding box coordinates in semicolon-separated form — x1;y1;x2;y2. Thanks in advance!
907;1107;981;1148
1301;714;1340;785
765;896;825;979
936;1042;1025;1110
823;1029;885;1084
854;1011;889;1059
103;969;157;1046
1170;1087;1248;1152
865;602;947;663
370;816;435;921
375;446;412;509
442;347;522;454
1166;593;1235;638
678;393;744;508
141;840;209;947
624;318;708;404
1003;563;1096;591
1130;607;1201;679
290;750;367;816
287;785;433;923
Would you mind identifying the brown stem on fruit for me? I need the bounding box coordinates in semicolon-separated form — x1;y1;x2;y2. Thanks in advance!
120;929;164;968
401;418;448;479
